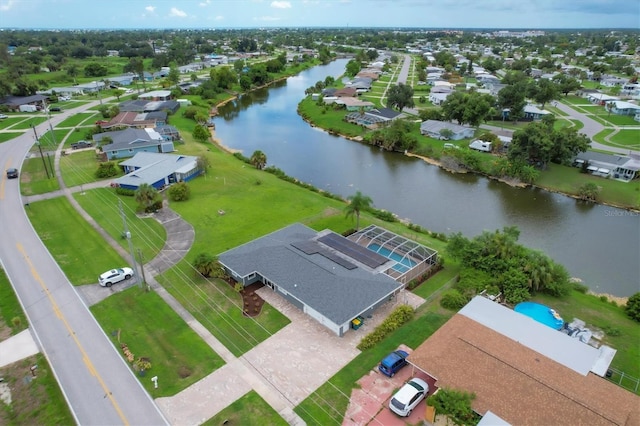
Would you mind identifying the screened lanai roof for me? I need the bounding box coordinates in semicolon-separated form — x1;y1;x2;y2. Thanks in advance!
348;224;437;268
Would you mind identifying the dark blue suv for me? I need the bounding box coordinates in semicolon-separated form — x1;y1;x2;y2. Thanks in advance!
378;350;409;377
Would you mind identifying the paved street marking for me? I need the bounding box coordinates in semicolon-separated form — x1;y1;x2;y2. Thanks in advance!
17;243;129;426
0;159;9;200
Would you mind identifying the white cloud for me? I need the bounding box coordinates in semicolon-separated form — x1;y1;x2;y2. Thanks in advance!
169;7;187;17
270;1;291;9
144;5;155;13
214;15;224;20
199;0;211;6
0;0;16;11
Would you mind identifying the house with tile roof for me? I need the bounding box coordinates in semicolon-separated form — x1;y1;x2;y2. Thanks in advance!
420;120;475;140
407;296;639;426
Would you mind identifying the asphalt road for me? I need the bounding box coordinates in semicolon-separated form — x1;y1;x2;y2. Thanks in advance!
0;105;167;425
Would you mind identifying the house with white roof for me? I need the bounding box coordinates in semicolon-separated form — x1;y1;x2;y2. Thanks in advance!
608;100;640;116
113;152;201;191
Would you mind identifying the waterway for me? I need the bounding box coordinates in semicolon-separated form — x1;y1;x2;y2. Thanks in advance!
213;59;640;297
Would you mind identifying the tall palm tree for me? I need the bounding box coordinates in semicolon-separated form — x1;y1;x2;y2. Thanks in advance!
250;150;267;170
344;191;372;231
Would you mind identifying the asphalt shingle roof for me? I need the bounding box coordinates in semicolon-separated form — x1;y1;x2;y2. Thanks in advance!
218;224;402;325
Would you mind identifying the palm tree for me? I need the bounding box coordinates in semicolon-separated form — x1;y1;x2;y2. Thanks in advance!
250;150;267;170
134;183;158;211
344;191;373;231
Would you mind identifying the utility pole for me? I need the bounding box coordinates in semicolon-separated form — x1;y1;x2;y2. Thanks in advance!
31;125;50;179
44;99;59;151
137;249;149;292
96;81;102;105
119;200;140;288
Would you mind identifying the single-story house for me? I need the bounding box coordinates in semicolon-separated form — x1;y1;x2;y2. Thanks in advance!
420;120;475;140
428;92;451;106
334;97;375;111
108;74;136;86
40;87;85;97
75;81;105;93
607;100;640;116
345;107;402;128
587;93;619;105
93;128;174;160
333;87;358;98
601;77;628;87
100;111;168;129
407;296;638;425
574;151;640;181
113;152;201;191
523;104;552;120
138;90;172;101
218;223;437;336
118;99;179;114
0;94;47;111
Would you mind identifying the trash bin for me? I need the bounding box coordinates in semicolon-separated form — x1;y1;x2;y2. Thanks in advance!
351;316;364;330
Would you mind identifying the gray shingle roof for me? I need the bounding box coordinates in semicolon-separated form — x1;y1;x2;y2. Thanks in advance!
218;223;403;325
115;152;198;187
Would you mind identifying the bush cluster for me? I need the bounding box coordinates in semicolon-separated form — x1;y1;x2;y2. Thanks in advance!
357;305;414;351
115;187;135;196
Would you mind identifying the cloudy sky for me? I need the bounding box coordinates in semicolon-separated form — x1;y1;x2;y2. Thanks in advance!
0;0;638;29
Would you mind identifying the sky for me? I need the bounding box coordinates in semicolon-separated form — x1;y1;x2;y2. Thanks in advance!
0;0;638;29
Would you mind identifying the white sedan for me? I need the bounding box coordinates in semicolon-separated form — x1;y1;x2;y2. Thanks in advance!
98;267;134;287
389;377;429;417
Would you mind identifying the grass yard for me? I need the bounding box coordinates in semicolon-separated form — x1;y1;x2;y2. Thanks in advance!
560;95;590;106
295;310;451;425
74;188;166;263
593;112;639;126
534;163;640;209
10;116;48;130
57;112;99;128
60;150;106;187
202;390;288;426
32;128;68;151
91;287;224;397
297;97;367;138
533;290;640;387
0;116;25;129
20;157;60;195
593;128;616;144
609;130;640;149
0;267;27;335
0;132;23;143
26;197;129;285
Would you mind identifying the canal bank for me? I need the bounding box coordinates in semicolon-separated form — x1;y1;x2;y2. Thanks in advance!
211;58;639;297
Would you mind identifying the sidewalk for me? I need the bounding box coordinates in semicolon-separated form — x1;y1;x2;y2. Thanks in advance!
0;329;39;368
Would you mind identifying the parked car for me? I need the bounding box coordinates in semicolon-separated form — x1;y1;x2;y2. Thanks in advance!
71;141;92;149
49;106;61;112
378;350;409;377
0;114;8;119
389;377;429;417
6;168;18;179
98;267;133;287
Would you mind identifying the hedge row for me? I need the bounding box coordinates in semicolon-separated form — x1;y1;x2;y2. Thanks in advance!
357;304;415;351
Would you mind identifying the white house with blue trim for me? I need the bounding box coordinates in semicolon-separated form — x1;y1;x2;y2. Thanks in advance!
113;152;201;191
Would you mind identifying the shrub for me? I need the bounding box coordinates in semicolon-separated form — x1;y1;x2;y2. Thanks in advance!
625;292;640;322
357;305;414;350
95;161;118;178
427;388;478;425
571;282;589;293
440;289;468;310
371;209;397;222
115;187;135;196
168;181;190;201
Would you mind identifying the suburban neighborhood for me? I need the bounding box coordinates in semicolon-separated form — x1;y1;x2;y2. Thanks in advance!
0;19;639;426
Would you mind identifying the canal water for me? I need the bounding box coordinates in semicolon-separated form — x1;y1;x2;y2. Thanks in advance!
213;59;640;297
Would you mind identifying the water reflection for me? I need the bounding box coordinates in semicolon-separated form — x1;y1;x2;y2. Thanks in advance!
213;59;640;296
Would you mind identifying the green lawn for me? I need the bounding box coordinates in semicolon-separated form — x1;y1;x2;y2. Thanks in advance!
0;267;27;335
20;157;60;196
593;128;616;144
60;150;107;187
609;130;640;149
593;112;639;126
91;287;224;397
0;116;26;129
0;131;23;143
297;97;367;138
26;197;129;285
560;95;590;106
534;163;640;209
74;188;166;263
202;390;288;426
58;112;99;128
10;116;48;129
533;290;640;385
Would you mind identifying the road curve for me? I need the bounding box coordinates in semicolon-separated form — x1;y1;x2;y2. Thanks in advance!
0;106;168;425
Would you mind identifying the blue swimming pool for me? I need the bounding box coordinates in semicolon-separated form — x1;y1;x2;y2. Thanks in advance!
367;243;416;273
514;302;564;330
